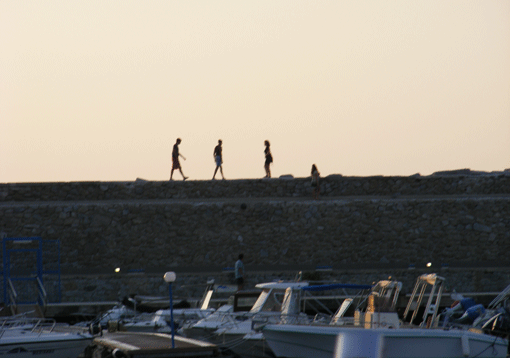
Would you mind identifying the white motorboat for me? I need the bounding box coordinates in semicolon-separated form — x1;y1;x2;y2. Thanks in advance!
263;274;510;358
119;306;216;333
0;317;94;358
184;281;310;357
96;280;223;333
263;325;508;358
184;281;374;358
186;282;372;358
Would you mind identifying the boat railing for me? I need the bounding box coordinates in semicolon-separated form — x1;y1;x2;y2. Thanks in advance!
7;278;18;315
193;309;250;331
26;318;57;335
36;276;48;310
273;281;403;328
403;273;445;328
0;316;58;337
252;313;307;331
220;311;254;329
300;283;375;317
487;283;510;310
312;314;357;326
215;310;285;332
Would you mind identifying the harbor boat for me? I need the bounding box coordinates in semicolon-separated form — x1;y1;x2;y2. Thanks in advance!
262;274;510;358
95;280;227;333
183;281;309;357
0;317;94;358
235;282;374;358
263;325;508;358
118;306;216;333
185;281;373;358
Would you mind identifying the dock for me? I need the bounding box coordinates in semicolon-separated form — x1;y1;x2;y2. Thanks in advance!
91;331;218;358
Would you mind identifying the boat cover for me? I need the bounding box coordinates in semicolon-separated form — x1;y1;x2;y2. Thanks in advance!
302;283;373;291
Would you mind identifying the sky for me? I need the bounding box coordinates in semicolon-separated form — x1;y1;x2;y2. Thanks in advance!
1;1;509;183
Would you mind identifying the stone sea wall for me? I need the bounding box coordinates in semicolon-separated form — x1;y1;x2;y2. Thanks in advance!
1;173;510;202
1;172;510;303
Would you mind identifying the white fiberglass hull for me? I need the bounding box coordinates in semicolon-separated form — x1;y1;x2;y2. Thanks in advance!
0;332;93;358
198;332;273;358
263;325;509;358
229;332;274;358
187;325;271;358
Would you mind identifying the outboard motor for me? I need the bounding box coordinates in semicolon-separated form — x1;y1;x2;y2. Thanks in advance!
441;297;477;326
455;304;485;324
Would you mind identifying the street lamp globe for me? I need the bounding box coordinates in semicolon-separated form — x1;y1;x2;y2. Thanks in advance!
164;271;176;283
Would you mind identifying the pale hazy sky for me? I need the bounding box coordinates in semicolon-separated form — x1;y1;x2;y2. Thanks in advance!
1;1;509;183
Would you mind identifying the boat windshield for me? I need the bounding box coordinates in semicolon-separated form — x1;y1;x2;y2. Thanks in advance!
250;289;286;313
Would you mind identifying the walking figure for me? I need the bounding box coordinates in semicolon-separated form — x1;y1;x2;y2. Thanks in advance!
212;140;225;180
170;138;188;181
235;254;245;291
264;140;273;178
311;164;320;199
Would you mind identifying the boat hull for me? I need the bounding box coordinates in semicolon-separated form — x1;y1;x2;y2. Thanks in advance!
263;325;509;358
229;332;274;358
0;335;93;358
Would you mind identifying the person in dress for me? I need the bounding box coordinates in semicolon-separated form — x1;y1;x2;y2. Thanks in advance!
264;140;273;178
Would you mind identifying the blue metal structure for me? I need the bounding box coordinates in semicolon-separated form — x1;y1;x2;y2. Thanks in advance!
302;283;373;291
1;237;61;305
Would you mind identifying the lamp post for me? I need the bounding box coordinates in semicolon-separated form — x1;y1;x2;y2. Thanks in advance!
163;271;176;348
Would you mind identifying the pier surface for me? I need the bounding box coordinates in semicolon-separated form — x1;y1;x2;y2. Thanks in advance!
92;331;218;358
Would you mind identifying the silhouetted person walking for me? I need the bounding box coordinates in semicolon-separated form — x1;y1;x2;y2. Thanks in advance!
235;254;245;291
212;140;225;180
264;140;273;178
311;164;320;199
170;138;188;181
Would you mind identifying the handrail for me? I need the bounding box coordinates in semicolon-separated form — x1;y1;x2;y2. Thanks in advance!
36;277;48;309
7;278;18;314
30;318;57;335
1;317;58;337
488;283;510;309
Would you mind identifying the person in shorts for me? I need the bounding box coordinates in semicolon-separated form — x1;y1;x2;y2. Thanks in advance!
170;138;188;181
212;140;225;180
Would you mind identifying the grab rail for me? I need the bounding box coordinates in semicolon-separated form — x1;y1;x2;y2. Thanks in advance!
36;277;48;309
7;278;18;314
0;316;58;337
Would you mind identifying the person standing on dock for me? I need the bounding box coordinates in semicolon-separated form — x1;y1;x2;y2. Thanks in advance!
311;164;320;199
235;254;245;291
264;140;273;178
170;138;188;181
212;140;225;180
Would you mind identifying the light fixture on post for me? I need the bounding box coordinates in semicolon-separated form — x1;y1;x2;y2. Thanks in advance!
163;271;177;348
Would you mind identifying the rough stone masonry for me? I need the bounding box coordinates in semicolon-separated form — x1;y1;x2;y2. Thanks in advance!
1;171;509;303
